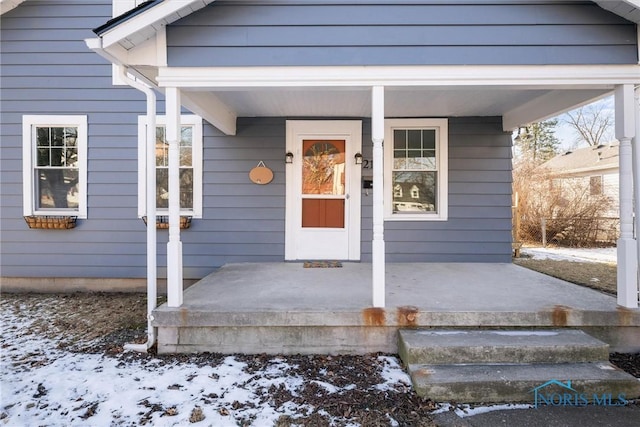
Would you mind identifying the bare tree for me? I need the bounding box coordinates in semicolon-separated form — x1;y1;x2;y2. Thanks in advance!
513;156;615;247
564;100;614;147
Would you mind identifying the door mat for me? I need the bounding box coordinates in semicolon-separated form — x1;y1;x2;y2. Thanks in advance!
303;261;343;268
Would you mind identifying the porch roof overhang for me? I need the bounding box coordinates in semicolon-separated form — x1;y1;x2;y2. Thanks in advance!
594;0;640;24
151;64;639;134
0;0;27;15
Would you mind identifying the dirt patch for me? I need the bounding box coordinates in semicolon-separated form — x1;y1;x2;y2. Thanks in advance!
513;258;617;295
610;353;640;378
1;293;150;353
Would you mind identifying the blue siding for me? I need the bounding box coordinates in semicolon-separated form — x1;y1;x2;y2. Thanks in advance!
360;117;513;263
0;1;576;281
0;1;151;279
167;1;638;66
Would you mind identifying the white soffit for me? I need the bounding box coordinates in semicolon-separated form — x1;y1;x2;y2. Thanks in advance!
202;86;611;123
0;0;26;15
594;0;640;24
101;0;216;49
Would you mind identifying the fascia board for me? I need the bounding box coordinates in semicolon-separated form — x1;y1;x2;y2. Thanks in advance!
553;165;619;176
156;64;640;88
101;0;213;49
0;0;26;15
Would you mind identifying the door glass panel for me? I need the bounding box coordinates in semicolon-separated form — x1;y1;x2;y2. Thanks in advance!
301;139;346;228
302;140;345;195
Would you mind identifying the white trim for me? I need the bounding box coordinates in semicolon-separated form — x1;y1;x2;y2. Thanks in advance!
384;118;448;221
22;115;88;219
0;0;26;15
634;85;640;307
137;115;203;219
111;1;149;85
157;65;640;88
615;84;638;308
285;120;362;261
503;90;610;131
371;86;386;308
181;92;237;136
112;0;142;17
166;87;184;308
102;0;214;48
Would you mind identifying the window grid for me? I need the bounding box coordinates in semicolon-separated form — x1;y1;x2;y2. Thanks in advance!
384;119;448;221
155;126;195;211
138;115;202;219
23;115;87;218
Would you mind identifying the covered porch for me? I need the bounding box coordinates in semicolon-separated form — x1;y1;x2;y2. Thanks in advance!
152;262;640;354
85;0;640;354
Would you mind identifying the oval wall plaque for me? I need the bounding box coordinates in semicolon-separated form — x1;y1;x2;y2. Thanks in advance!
249;161;273;185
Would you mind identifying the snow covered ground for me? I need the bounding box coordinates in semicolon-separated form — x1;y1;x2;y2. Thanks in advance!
0;297;548;427
521;246;617;264
0;301;415;427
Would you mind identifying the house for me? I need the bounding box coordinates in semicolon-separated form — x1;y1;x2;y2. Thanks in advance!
1;1;639;352
541;142;620;218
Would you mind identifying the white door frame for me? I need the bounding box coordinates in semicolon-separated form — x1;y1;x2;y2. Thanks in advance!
285;120;362;260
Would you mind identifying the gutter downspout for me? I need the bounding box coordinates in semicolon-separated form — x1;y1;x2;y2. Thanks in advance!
119;67;158;353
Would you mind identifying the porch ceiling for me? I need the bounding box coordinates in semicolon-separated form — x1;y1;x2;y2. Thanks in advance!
183;85;612;126
148;63;638;135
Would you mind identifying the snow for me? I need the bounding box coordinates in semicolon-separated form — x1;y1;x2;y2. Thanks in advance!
375;356;412;392
521;246;616;263
0;309;411;426
433;403;533;418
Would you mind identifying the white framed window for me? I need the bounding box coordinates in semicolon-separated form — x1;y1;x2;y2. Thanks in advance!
384;118;448;221
138;115;203;218
589;175;603;196
22;115;88;218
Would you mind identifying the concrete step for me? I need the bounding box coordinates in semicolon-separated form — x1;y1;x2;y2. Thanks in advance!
398;329;609;365
408;362;640;403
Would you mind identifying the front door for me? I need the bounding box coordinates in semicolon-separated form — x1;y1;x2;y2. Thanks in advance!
285;121;362;260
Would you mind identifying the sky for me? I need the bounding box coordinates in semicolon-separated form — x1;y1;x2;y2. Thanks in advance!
547;96;615;151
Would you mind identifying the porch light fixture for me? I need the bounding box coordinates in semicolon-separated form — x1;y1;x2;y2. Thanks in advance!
514;127;531;143
354;152;363;165
285;152;294;163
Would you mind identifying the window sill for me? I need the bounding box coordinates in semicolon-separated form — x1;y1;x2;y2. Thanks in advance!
385;214;448;221
24;215;77;229
142;216;192;229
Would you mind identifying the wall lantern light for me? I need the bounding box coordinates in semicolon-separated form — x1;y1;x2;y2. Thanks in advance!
285;152;294;164
354;152;363;165
514;127;531;143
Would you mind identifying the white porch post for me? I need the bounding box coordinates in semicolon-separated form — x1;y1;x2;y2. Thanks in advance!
371;86;385;308
633;84;640;308
615;84;638;308
166;87;184;307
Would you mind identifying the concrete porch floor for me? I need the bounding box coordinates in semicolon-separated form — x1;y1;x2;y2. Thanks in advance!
152;263;640;354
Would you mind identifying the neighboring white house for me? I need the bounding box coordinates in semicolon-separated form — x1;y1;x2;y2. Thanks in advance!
541;142;620;218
